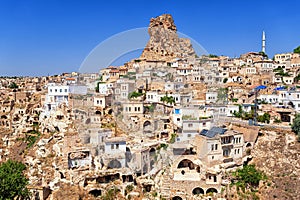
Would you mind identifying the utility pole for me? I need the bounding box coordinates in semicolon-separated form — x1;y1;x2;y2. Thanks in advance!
254;89;258;126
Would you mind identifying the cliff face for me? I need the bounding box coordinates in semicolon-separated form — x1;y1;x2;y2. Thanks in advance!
250;130;300;200
140;14;195;61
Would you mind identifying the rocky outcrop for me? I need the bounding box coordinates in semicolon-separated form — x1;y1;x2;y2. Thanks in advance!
140;14;195;61
250;130;300;200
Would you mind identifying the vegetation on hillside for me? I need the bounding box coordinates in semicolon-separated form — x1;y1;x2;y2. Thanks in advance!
291;113;300;141
231;164;267;199
0;160;29;200
293;45;300;54
128;91;143;99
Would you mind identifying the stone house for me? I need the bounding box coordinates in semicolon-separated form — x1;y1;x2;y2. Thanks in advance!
104;137;127;169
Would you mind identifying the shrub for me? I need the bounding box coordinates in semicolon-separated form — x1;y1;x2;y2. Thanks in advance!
0;160;29;199
232;164;267;192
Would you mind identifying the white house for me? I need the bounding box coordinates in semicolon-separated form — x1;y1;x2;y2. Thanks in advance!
45;83;87;112
206;91;218;104
94;96;106;108
258;94;279;104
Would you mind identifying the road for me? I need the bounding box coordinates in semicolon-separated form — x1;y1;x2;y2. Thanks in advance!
217;116;292;130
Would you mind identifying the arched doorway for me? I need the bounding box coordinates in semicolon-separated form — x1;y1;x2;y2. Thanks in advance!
108;109;113;115
206;188;218;194
89;189;102;197
192;187;204;195
108;159;121;169
143;121;152;133
95;110;101;115
149;148;156;169
177;159;195;169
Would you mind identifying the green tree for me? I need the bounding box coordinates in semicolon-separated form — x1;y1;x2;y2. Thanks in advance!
257;113;270;124
101;186;120;200
208;54;218;58
293;46;300;54
160;94;175;114
273;67;290;77
233;105;243;118
291;113;300;141
217;88;228;103
9;82;18;89
128;91;143;99
0;160;29;200
259;51;268;58
232;164;266;192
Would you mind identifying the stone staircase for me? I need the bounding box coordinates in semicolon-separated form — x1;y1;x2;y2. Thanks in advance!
160;168;172;199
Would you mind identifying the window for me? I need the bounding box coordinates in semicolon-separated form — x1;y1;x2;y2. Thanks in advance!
211;144;214;151
60;89;62;92
187;134;191;137
111;144;114;149
203;122;206;126
223;149;229;157
215;144;218;150
116;144;119;149
65;89;67;92
50;89;52;92
188;123;193;127
55;89;57;92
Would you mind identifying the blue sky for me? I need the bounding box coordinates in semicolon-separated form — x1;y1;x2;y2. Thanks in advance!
0;0;300;76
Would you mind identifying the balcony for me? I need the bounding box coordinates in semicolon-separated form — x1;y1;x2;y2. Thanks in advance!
221;141;233;147
223;157;233;163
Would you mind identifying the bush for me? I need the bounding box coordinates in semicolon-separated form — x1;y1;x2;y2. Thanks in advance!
9;82;18;89
291;113;300;141
128;91;143;99
223;78;228;83
232;164;267;192
169;133;177;144
0;160;29;199
257;113;270;123
125;184;134;195
294;46;300;54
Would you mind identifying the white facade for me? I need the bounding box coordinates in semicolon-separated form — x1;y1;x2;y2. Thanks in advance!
245;67;257;75
206;92;218;104
104;140;126;155
281;91;300;111
227;105;239;116
274;53;292;63
258;94;279;104
46;84;70;111
146;91;160;103
282;76;294;85
97;83;109;95
94;96;106;108
45;83;87;112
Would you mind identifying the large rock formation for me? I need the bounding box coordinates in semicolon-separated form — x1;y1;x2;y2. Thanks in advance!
140;14;195;61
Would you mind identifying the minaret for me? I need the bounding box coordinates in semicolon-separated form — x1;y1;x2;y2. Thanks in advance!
262;31;266;53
